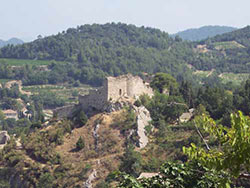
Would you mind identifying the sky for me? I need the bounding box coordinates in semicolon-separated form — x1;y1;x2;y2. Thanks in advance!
1;0;250;41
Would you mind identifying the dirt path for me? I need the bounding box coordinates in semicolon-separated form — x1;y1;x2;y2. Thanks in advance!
5;80;32;96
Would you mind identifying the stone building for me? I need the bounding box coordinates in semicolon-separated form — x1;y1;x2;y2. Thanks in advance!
78;74;153;111
53;74;153;118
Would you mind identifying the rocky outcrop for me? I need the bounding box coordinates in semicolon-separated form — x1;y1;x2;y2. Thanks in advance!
179;108;195;123
93;123;100;152
83;169;97;188
134;106;152;149
0;131;10;149
104;99;131;113
138;172;159;179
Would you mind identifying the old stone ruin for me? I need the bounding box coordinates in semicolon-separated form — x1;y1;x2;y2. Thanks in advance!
54;74;153;117
53;74;154;151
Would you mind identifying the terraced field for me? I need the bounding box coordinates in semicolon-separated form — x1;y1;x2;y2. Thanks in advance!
219;72;249;85
213;41;245;50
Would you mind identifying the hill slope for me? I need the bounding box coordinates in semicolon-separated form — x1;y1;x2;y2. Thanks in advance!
189;26;250;73
0;23;195;80
0;38;24;48
1;23;250;87
172;25;237;41
208;25;250;47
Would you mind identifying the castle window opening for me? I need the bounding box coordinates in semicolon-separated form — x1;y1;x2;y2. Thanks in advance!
119;89;122;95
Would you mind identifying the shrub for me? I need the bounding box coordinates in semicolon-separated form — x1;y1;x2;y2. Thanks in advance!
38;172;55;188
78;164;91;180
76;136;85;150
73;110;88;127
134;100;141;107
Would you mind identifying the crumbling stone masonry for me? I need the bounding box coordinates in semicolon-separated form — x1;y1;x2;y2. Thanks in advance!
53;74;153;117
79;74;153;111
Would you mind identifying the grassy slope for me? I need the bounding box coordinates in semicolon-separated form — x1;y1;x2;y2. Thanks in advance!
0;108;200;187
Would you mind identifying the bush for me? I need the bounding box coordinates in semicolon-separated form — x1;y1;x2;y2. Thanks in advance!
134;100;141;107
77;111;88;126
78;164;91;179
38;172;55;188
73;110;88;127
76;136;85;150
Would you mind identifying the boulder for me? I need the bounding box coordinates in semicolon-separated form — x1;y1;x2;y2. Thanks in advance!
0;131;10;145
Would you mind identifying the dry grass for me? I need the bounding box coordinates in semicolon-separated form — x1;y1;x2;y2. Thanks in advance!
55;110;127;186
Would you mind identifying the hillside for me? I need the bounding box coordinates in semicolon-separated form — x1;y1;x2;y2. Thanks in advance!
0;38;24;48
208;25;250;47
1;71;250;187
0;23;197;85
189;26;250;73
172;25;237;41
0;106;200;187
0;23;250;87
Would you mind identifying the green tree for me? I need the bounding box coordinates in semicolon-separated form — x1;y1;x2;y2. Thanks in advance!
115;161;231;188
76;136;85;150
183;111;250;181
75;111;88;127
0;110;5;121
38;172;54;188
150;73;178;93
119;145;143;177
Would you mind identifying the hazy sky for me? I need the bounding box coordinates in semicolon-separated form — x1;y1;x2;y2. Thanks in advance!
1;0;249;41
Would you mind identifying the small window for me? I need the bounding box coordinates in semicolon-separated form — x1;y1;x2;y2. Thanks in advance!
119;89;122;95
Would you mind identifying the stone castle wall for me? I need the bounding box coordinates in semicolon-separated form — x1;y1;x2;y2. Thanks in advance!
106;74;153;101
53;105;75;118
79;86;108;111
127;76;153;99
106;75;129;101
55;74;153;117
79;74;153;111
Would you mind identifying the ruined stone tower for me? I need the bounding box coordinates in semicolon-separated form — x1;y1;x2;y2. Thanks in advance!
79;74;153;111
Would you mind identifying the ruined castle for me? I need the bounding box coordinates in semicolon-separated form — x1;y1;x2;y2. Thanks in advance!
54;74;153;117
79;74;153;111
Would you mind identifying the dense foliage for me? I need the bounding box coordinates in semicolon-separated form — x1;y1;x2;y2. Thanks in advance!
191;26;250;73
0;24;250;87
172;25;236;41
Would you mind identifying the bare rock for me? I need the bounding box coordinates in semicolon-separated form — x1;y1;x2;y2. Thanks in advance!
83;169;97;188
134;106;152;149
0;131;10;149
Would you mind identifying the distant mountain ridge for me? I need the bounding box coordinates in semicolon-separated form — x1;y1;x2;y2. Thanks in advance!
172;26;237;41
0;38;24;48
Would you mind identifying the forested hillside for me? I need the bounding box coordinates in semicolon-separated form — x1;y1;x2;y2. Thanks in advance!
190;26;250;73
0;23;196;86
0;23;250;87
172;25;237;41
208;25;250;46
